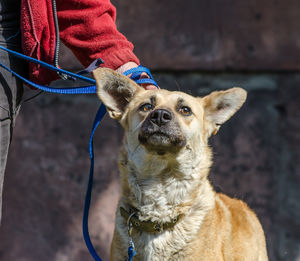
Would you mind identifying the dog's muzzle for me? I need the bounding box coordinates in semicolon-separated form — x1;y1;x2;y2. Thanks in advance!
138;109;186;154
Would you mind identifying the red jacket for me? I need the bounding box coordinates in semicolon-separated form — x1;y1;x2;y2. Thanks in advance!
21;0;140;85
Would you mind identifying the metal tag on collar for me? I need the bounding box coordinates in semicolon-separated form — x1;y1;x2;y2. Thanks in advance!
127;212;135;237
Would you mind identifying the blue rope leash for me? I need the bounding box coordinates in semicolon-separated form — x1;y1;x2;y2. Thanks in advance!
0;59;97;93
83;102;107;261
0;45;158;261
0;46;96;84
128;246;137;261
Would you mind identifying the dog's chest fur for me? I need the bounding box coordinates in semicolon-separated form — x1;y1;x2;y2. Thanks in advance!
114;146;215;261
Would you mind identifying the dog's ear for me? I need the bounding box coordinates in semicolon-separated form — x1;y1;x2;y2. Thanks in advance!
93;68;143;120
202;87;247;136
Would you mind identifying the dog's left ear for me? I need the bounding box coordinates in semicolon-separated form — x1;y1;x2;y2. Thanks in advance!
93;68;143;120
202;87;247;136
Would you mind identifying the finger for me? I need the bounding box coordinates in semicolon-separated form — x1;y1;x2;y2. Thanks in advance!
142;84;159;90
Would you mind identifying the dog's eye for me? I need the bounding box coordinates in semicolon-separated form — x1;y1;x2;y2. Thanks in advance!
139;103;153;112
179;106;192;116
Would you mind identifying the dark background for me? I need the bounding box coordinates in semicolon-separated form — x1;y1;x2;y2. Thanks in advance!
1;0;300;260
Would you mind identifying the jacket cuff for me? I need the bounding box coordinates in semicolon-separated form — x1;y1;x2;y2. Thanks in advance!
98;48;140;70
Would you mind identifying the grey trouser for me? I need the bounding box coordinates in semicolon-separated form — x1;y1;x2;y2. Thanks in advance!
0;0;24;223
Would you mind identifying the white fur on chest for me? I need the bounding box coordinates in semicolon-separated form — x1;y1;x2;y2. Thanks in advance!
126;145;211;221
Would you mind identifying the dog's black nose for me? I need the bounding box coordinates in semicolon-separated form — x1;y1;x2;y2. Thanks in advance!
150;109;172;126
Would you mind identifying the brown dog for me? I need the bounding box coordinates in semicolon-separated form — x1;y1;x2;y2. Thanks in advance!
93;68;268;261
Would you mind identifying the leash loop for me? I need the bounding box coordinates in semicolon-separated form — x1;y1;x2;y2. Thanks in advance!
123;65;158;88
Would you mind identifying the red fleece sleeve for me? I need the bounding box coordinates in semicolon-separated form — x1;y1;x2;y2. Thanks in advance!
56;0;140;70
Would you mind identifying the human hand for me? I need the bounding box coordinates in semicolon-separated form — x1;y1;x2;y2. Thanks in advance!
116;62;158;90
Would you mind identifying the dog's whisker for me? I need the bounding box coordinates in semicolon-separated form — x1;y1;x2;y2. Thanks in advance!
127;143;141;158
174;79;181;91
132;121;144;133
132;144;141;154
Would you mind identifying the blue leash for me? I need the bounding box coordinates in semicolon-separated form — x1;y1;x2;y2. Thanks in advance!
0;46;158;261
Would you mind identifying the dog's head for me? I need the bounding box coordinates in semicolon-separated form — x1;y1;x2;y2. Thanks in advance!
93;68;246;171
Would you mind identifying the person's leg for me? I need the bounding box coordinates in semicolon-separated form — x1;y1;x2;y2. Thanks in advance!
0;0;25;223
0;53;24;223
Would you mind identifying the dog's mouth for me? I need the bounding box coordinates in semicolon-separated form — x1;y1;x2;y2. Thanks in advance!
138;129;186;155
137;108;186;155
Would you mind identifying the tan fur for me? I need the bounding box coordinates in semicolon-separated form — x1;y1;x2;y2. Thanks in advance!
93;68;268;261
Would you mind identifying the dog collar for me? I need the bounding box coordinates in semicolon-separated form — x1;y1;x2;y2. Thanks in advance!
120;206;183;233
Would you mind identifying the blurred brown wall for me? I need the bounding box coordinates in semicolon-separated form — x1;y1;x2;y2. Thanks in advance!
0;0;300;260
